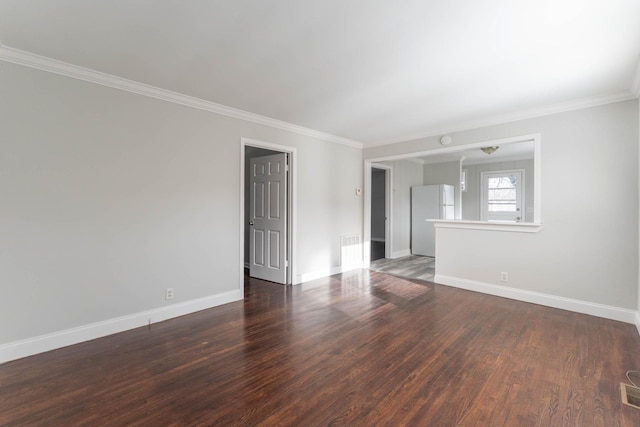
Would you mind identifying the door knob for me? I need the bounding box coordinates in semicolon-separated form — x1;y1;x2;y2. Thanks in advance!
249;220;254;226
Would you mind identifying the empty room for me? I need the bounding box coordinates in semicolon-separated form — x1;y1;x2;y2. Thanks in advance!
1;1;640;425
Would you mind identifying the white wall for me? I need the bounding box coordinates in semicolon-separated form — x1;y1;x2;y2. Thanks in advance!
423;161;461;219
366;100;639;313
0;61;362;357
380;160;423;257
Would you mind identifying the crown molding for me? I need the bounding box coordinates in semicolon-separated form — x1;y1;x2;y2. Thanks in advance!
631;56;640;98
0;43;363;149
1;41;635;151
367;90;636;148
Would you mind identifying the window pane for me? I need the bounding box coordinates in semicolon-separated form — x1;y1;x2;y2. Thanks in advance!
488;188;515;198
488;203;517;212
488;175;517;189
488;183;516;212
483;170;523;220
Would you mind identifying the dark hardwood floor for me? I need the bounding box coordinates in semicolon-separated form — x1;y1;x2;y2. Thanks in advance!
2;270;640;426
370;255;435;281
371;240;385;261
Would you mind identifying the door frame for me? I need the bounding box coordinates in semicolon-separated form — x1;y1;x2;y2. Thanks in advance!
480;169;525;222
364;162;393;267
240;137;296;286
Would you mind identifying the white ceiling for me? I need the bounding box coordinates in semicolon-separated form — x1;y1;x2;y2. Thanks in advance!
420;140;535;165
1;1;639;148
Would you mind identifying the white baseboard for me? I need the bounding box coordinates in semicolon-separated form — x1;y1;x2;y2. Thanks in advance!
635;312;640;335
371;237;385;242
0;289;243;364
390;249;411;259
294;262;363;285
434;274;637;324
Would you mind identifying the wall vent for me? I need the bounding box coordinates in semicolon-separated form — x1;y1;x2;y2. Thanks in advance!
621;383;640;409
341;234;362;267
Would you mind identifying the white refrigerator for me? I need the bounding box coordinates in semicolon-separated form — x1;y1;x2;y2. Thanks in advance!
411;184;454;257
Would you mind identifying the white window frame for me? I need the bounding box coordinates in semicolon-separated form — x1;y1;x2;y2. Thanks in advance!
480;169;525;222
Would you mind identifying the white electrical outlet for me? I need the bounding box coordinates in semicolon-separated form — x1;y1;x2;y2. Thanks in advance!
500;272;509;282
165;288;174;300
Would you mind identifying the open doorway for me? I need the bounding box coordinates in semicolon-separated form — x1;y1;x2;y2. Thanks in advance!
241;138;296;286
369;164;392;262
371;167;386;261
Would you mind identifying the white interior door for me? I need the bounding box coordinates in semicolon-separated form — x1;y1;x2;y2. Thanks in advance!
250;153;287;284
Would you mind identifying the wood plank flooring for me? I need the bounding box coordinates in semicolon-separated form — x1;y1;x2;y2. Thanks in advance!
2;270;640;426
370;255;435;281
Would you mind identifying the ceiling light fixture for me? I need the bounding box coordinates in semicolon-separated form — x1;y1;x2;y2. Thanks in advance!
481;146;499;155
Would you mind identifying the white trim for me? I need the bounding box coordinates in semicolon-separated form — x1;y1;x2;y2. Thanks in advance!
385;167;393;259
1;43;633;151
631;56;640;98
367;91;635;147
241;138;297;287
533;133;542;223
390;249;412;259
0;43;362;149
371;237;386;242
363;163;372;268
434;274;636;324
0;290;242;364
432;219;542;233
635;312;640;335
368;133;540;163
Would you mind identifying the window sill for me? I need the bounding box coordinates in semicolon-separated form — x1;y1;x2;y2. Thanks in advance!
429;219;542;233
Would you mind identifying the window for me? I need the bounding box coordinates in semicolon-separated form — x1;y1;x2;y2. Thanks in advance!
460;169;467;192
481;170;524;222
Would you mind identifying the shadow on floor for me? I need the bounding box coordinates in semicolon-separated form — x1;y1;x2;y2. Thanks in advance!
369;255;435;281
